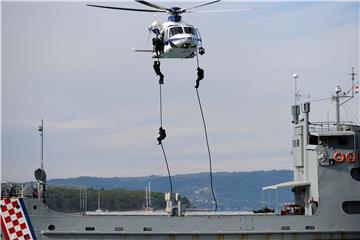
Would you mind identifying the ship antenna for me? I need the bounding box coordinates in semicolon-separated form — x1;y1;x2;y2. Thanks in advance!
333;67;358;130
293;73;299;106
35;119;47;200
40;119;44;170
350;67;356;96
291;74;300;124
335;84;342;131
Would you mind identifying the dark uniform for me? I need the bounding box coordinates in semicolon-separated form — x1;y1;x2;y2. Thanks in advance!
157;127;166;145
195;67;204;88
153;61;164;84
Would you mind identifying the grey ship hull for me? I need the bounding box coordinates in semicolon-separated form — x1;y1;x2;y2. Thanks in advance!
10;197;360;240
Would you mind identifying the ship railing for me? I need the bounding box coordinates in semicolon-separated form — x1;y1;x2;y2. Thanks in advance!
309;121;354;133
1;182;37;198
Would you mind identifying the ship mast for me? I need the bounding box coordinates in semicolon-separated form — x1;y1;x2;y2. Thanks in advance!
39;119;44;171
334;67;357;130
35;119;47;200
335;84;341;131
291;74;300;124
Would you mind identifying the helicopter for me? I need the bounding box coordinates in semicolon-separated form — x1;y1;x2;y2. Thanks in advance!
87;0;257;59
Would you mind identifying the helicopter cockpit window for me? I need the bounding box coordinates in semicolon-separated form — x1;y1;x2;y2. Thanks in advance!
169;27;183;37
184;27;196;35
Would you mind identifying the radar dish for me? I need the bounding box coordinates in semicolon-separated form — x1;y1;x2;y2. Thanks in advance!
34;168;47;182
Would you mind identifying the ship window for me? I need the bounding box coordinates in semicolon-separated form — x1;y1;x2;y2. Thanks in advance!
48;225;55;231
169;27;183;38
305;225;315;230
114;227;123;231
350;168;360;181
143;227;152;231
342;201;360;214
338;136;348;146
184;26;196;35
293;140;300;147
319;136;354;149
309;135;318;145
281;226;290;230
85;227;95;231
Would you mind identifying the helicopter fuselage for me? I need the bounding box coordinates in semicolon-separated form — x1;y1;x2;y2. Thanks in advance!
151;21;202;59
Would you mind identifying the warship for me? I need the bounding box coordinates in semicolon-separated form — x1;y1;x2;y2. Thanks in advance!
1;70;360;240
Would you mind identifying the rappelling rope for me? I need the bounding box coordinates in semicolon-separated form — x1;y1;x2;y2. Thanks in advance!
195;53;218;212
159;82;163;127
154;58;173;196
196;51;200;69
160;143;173;195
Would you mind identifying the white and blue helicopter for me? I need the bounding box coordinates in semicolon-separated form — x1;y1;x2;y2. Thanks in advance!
87;0;256;59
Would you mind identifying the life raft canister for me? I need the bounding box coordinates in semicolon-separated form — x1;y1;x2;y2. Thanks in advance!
333;152;345;163
345;152;356;163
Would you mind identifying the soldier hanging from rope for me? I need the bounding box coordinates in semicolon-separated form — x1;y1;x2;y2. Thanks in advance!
157;127;166;145
153;60;164;84
195;67;204;88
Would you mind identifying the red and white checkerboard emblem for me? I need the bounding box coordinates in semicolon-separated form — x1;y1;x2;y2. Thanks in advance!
1;198;34;240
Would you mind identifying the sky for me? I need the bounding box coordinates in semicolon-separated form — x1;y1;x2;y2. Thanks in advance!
2;1;359;182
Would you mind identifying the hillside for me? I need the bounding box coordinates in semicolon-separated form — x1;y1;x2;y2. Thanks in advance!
48;170;293;211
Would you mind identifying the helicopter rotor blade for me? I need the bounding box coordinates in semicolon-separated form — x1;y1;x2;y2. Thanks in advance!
86;4;167;13
182;0;221;12
135;0;171;12
187;8;261;13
